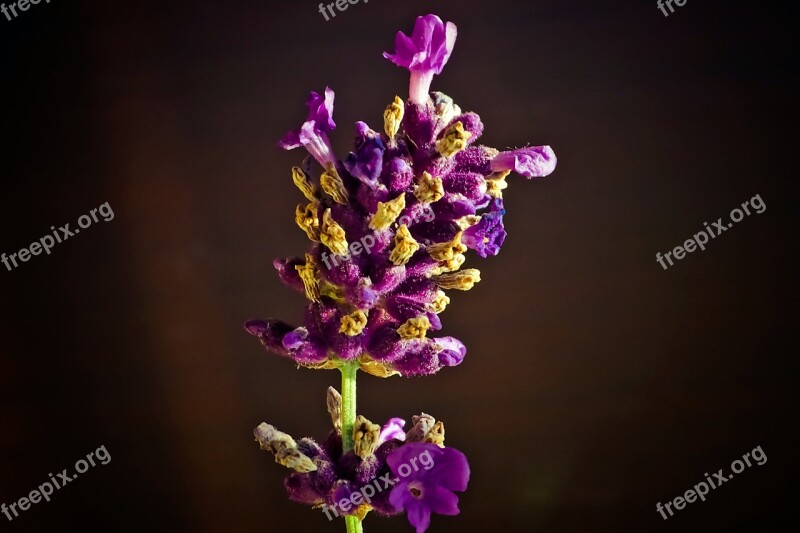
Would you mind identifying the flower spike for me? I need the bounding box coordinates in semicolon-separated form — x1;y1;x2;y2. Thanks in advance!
247;13;557;533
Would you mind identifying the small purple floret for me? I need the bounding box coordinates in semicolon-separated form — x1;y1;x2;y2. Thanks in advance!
462;198;507;257
491;145;557;179
344;121;386;185
279;87;337;166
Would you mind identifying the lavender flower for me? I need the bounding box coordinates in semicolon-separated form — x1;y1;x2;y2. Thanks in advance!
247;13;556;533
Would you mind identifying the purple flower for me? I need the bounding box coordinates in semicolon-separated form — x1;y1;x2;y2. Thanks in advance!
490;145;557;179
387;442;470;533
279;87;337;166
344;121;386;186
462;198;507;257
383;14;458;105
246;13;561;533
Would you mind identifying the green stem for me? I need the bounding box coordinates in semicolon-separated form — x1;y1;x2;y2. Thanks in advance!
345;515;363;533
340;360;358;451
339;361;363;533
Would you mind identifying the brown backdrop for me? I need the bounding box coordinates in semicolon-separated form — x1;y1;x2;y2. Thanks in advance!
1;0;796;531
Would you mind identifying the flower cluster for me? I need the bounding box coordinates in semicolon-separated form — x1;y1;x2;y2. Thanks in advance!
246;13;555;533
256;389;468;533
245;14;556;379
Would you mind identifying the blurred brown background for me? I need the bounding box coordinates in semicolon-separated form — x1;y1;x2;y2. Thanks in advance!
0;0;797;531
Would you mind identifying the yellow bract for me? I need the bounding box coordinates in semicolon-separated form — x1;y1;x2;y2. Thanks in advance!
320;163;348;204
486;170;510;198
433;269;481;291
397;316;431;340
389;224;419;265
414;171;444;204
429;290;451;314
370;193;406;231
384;95;405;140
436;121;472;158
427;231;467;262
291;166;318;202
339;310;368;336
320;209;349;256
295;202;320;242
295;253;321;302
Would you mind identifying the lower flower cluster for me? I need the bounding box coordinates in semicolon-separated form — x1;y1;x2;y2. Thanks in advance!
255;388;469;533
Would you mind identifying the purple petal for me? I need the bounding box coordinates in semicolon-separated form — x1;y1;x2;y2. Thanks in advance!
405;499;432;533
383;15;457;75
278;128;302;150
306;87;336;133
282;327;308;350
426;485;460;515
387;442;438;471
490;146;557;178
422;447;470;492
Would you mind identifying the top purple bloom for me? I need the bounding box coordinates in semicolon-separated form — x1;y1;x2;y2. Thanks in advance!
384;15;458;104
383;14;457;75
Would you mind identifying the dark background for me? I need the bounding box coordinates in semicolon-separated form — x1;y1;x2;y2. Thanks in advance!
1;0;797;531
